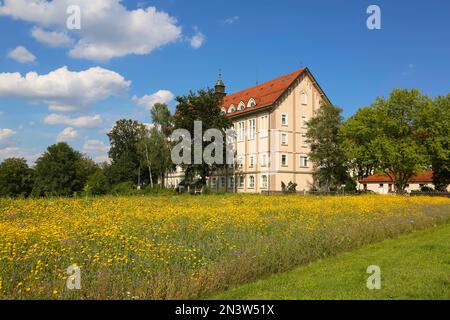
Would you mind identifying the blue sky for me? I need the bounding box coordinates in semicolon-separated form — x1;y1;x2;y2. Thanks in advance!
0;0;449;163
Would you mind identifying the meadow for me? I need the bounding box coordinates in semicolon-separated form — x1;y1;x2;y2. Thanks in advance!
0;194;449;300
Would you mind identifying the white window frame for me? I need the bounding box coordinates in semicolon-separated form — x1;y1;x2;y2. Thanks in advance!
249;155;255;168
211;177;217;189
248;119;256;140
281;113;288;126
261;175;268;189
249;175;255;189
301;92;308;105
281;132;288;145
281;154;287;167
301;134;308;148
261;154;267;167
239;176;245;188
301;115;308;129
238;121;245;141
229;177;235;189
300;155;309;168
220;176;226;188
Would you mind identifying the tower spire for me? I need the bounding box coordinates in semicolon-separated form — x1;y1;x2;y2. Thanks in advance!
214;69;226;100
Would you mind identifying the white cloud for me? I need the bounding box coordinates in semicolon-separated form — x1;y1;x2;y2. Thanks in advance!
7;46;36;63
133;90;174;110
83;139;109;153
0;146;39;163
57;127;79;142
190;28;205;49
0;0;182;62
221;16;239;25
44;114;102;128
0;128;16;141
0;66;131;112
31;27;72;47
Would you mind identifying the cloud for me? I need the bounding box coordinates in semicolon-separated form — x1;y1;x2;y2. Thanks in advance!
31;27;72;47
0;146;39;163
56;127;79;142
44;114;102;128
0;128;16;141
7;46;36;63
0;0;182;62
133;90;174;110
83;139;110;163
189;28;205;49
0;66;131;112
221;16;239;25
83;139;109;153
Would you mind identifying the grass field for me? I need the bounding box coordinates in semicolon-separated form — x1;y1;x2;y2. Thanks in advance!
1;194;450;299
209;222;450;300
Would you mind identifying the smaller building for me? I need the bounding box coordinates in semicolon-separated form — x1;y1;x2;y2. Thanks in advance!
358;171;449;194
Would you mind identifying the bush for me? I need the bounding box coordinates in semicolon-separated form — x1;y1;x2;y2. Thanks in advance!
84;171;109;196
282;181;297;194
110;181;135;196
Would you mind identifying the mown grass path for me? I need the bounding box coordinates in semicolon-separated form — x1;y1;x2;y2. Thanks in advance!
209;223;450;300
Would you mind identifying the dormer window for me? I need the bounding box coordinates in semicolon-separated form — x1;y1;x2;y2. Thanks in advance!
247;98;256;108
238;101;246;111
221;107;226;114
228;105;236;113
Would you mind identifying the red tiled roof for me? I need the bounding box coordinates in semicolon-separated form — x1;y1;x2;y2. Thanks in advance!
359;171;433;183
222;68;306;116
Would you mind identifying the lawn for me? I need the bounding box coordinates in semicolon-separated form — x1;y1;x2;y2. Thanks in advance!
209;222;450;300
1;194;450;299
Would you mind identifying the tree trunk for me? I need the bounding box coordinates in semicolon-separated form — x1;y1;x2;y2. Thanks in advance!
145;143;153;188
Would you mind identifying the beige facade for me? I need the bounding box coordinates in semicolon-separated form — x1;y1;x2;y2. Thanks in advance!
166;68;331;193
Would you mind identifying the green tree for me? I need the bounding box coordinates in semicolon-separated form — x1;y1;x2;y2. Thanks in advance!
107;119;146;184
84;170;109;196
341;89;429;192
173;88;232;186
306;104;348;191
0;158;34;197
418;94;450;191
32;142;97;197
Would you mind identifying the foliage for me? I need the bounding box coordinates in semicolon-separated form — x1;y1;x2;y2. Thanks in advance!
281;181;297;193
173;88;233;186
417;94;450;191
107;119;147;184
0;158;34;197
0;195;449;299
341;89;430;192
306;104;348;191
32;143;97;197
84;170;109;196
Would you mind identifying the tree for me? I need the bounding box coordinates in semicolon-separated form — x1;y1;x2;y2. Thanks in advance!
341;89;429;192
340;107;380;180
84;170;109;196
32;142;97;197
0;158;34;197
107;119;146;185
418;94;450;191
173;88;233;186
306;104;348;191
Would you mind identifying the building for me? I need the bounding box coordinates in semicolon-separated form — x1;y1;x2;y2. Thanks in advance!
167;67;331;193
358;171;449;194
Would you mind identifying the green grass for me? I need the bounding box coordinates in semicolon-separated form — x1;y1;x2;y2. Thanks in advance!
208;223;450;300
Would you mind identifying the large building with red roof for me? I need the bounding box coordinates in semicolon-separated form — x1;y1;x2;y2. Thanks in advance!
167;67;331;193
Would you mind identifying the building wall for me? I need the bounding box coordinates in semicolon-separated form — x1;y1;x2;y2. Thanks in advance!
357;182;436;194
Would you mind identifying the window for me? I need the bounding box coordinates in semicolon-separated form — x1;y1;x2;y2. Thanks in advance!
379;184;384;188
281;133;288;145
220;177;226;188
363;184;368;191
261;175;268;189
260;115;268;137
281;155;287;166
229;177;235;189
281;113;288;126
228;105;236;113
261;154;267;167
301;92;308;105
300;155;309;168
238;101;246;110
237;155;244;168
301;134;307;148
301;115;308;128
248;98;256;108
239;176;245;188
238;122;245;141
249;155;255;168
248;119;256;140
211;177;217;189
249;175;255;188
